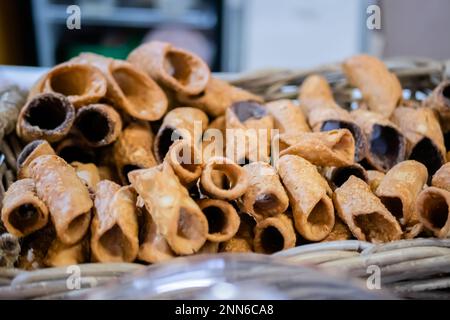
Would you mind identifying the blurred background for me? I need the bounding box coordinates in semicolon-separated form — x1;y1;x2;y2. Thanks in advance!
0;0;449;72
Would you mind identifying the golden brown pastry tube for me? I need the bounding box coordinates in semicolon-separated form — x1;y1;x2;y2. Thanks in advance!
175;77;263;117
432;163;450;192
323;163;368;190
74;103;122;148
127;41;210;95
164;140;203;187
265;99;310;134
55;136;96;164
155;107;208;163
71;162;101;191
225;101;273;163
366;170;385;192
333;176;402;243
253;214;296;254
197;241;220;254
240;161;289;221
129;164;208;255
220;237;253;253
1;179;49;237
278;129;355;167
202;115;226;162
44;237;88;267
29;62;107;108
17;140;55;179
17;93;76;143
352;109;406;172
391;106;446;176
423;80;450;133
197;199;240;242
375;160;428;225
72;53;168;121
91;181;139;262
114;122;157;184
278;155;335;241
416;186;450;238
29;155;93;245
342;54;402;117
200;156;249;201
299;75;367;162
321;217;352;242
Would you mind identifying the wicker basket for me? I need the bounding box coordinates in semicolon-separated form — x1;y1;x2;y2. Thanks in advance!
1;57;449;300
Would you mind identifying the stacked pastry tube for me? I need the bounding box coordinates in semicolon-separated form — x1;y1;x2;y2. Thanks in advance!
1;43;450;270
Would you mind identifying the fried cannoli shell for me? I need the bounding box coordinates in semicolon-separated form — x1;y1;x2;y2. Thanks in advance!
375;160;428;225
128;164;208;255
91;181;139;262
417;187;450;238
74;104;122;147
265;99;310;134
29;155;93;245
366;170;385;192
278;155;335;241
197;199;240;242
1;179;49;237
44;237;88;267
321;217;353;242
253;214;296;254
17;93;76;143
278;129;355;167
127;41;210;95
298;74;335;109
342;54;402;117
333;176;402;243
164;140;203;187
225;101;273;163
200;156;249;201
155;107;208;163
352;109;406;172
175;77;263;117
29;62;107;108
323;163;368;190
240;162;289;221
220;237;253;253
391;106;446;176
72;53;168;121
114;122;157;184
71;162;101;191
423;80;450;132
197;241;220;254
432;163;450;192
17;140;55;179
202;116;226;163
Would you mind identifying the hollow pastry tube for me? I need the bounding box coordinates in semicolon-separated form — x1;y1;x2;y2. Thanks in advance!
239;161;289;221
55;136;96;164
29;61;107;108
44;237;88;267
200;156;249;201
333;176;402;243
91;181;139;262
197;199;240;242
72;53;168;121
74;104;122;148
202;115;226;163
278;129;355;167
220;213;255;253
423;80;450;133
416;186;450;238
127;41;211;95
175;77;263;117
114;122;157;184
265;99;310;134
16;93;76;143
29;155;93;245
164;140;203;187
298;75;367;162
16;140;55;179
253;214;296;254
323;163;368;190
351;109;406;172
1;179;49;237
154;107;208;163
391;106;446;176
225;101;274;163
128;164;208;255
277;155;335;241
432;163;450;192
220;237;253;253
71;162;101;191
342;54;402;117
366;170;385;192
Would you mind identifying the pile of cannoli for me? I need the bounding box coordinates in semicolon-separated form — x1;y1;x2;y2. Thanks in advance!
1;42;450;270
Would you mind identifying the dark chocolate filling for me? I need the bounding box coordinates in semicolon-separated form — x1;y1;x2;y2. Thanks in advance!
9;204;39;232
25;95;69;130
331;166;366;187
203;206;226;234
75;109;110;143
409;137;444;176
322;120;366;161
260;226;284;253
370;125;402;171
230;101;267;122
